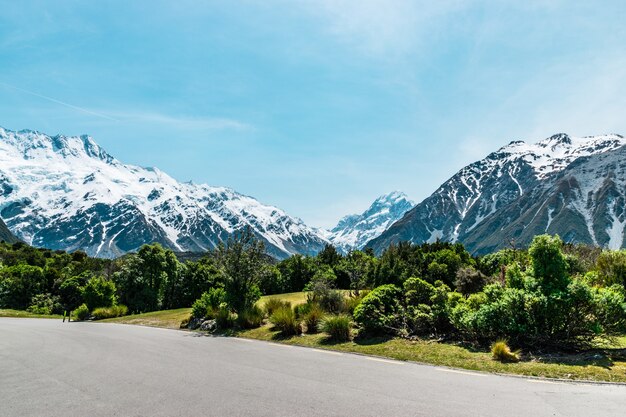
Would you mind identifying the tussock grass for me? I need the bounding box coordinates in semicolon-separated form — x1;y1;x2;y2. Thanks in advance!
270;306;301;336
92;305;128;320
322;314;352;341
491;340;520;363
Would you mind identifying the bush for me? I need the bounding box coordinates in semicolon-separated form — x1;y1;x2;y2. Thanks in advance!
322;315;352;341
27;293;62;315
342;291;368;316
303;304;324;333
91;305;128;320
319;290;344;314
491;340;519;362
214;303;238;329
238;305;264;329
294;301;313;318
72;303;90;321
191;287;226;319
264;298;292;317
353;284;402;335
455;267;489;295
270;306;301;336
82;277;117;311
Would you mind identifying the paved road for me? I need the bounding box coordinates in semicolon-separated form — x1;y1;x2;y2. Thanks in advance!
1;319;625;417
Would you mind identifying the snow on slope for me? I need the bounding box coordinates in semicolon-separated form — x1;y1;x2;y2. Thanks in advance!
329;191;414;251
368;133;626;254
0;127;329;258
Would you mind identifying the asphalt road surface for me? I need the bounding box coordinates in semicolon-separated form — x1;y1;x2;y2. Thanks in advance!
1;318;625;417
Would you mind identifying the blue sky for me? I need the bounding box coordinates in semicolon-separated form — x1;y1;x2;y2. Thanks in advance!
1;1;626;228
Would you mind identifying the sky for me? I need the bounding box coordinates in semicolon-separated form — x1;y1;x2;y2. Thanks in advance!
1;1;626;228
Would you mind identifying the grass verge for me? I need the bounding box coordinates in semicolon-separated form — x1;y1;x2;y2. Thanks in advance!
0;309;62;319
237;325;626;383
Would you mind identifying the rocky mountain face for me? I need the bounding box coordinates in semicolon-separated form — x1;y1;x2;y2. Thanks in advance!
367;133;626;254
0;217;18;243
0;127;329;259
328;191;414;252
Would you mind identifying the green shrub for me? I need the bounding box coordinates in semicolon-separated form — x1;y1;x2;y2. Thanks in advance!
491;340;520;362
238;305;264;329
294;301;313;319
91;305;128;320
303;304;324;333
191;287;226;319
319;290;344;314
264;298;291;317
72;303;90;321
27;293;62;315
270;306;301;335
82;277;117;311
353;284;402;335
343;291;368;316
454;267;489;295
215;303;238;329
322;314;352;341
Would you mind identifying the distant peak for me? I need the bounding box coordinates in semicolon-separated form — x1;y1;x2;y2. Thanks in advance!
538;133;571;147
0;127;115;164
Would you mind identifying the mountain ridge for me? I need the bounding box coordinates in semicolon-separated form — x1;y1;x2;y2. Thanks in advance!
367;133;626;254
0;127;330;258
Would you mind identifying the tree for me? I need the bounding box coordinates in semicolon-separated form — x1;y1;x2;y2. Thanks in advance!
528;234;569;293
216;228;265;313
596;250;626;288
114;244;178;312
82;276;117;311
0;264;46;309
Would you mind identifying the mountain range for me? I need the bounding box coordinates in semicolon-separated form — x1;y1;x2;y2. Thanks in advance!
368;133;626;254
0;127;334;259
2;127;626;258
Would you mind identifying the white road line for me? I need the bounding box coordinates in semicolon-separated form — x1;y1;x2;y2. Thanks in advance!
310;348;344;356
527;379;567;385
436;368;486;377
363;357;405;365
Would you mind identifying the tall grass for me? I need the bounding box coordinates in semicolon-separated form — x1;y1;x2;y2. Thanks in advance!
238;305;264;329
322;314;352;341
270;306;301;336
264;298;292;317
92;305;128;320
303;305;324;334
491;339;520;362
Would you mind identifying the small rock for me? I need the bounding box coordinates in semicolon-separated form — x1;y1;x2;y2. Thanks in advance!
188;317;203;330
200;319;217;332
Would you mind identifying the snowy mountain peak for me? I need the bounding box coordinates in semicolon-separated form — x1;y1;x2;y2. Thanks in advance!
0;127;329;259
0;127;115;164
329;191;414;251
368;132;626;254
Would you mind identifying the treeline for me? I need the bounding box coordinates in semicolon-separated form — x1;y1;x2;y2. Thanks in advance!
0;231;477;316
1;231;626;349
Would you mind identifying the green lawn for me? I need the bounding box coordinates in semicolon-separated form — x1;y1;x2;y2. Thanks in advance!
0;309;62;319
100;308;192;329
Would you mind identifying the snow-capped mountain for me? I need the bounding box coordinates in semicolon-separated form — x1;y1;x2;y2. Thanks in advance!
328;191;414;251
0;127;329;258
367;133;626;254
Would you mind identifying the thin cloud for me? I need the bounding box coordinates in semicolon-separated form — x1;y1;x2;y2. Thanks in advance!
109;111;252;132
0;82;119;121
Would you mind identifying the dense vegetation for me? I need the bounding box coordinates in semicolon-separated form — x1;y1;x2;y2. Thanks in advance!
1;231;625;351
